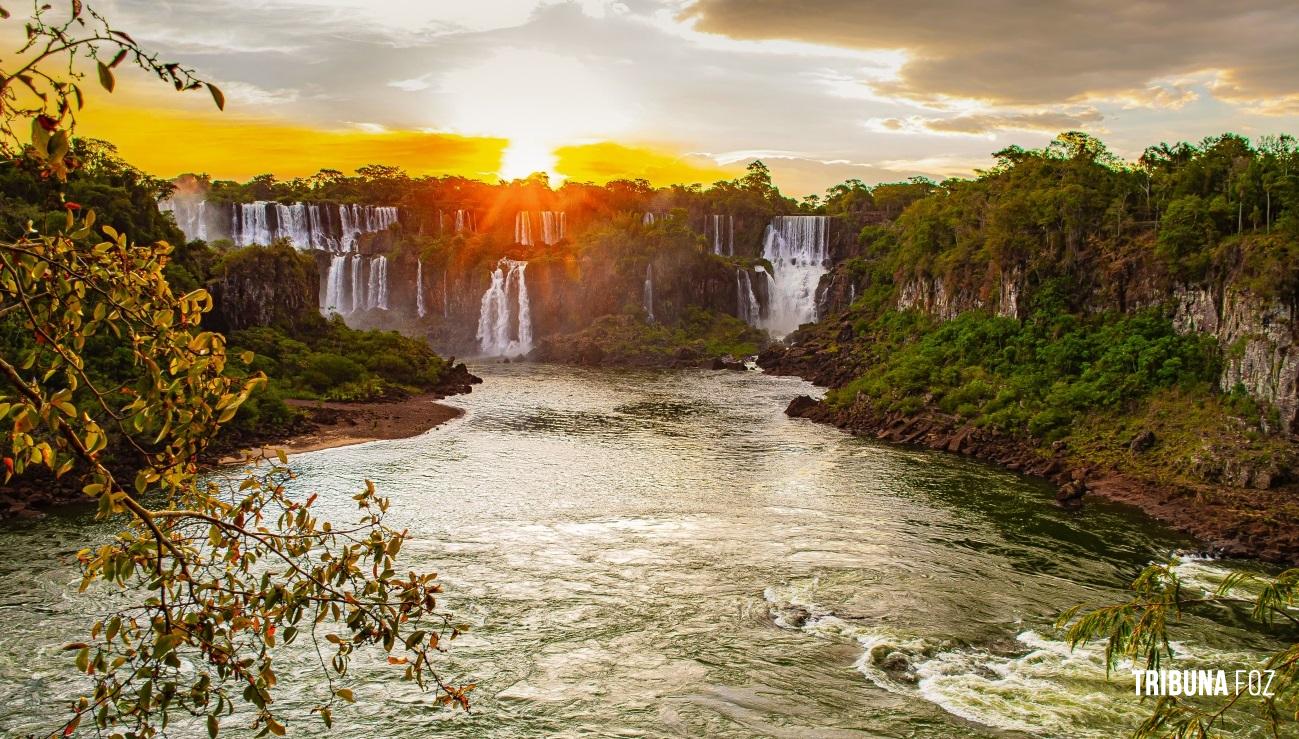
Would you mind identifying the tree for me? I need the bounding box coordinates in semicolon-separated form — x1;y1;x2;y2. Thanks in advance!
0;1;222;162
0;4;469;736
1061;561;1299;737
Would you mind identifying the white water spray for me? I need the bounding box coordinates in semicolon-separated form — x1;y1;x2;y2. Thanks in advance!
709;214;734;256
736;268;760;324
323;254;349;314
476;259;533;356
349;254;364;312
759;215;828;336
416;261;427;318
515;212;566;246
366;256;389;310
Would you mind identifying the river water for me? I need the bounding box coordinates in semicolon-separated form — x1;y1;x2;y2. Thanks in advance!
0;365;1287;737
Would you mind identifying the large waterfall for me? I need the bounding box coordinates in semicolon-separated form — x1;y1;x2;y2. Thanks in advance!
160;199;398;251
644;264;655;323
759;215;829;337
323;254;349;314
709;215;734;256
476;259;532;356
416;261;427;318
515;211;566;246
366;256;389;310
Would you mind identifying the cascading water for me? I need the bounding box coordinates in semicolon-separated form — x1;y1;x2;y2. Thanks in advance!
515;212;566;246
160;198;208;241
759;215;829;337
323;254;349;314
709;214;734;256
416;262;427;318
642;212;657;225
736;268;760;325
515;212;533;246
644;264;655;323
350;254;365;313
162;201;397;250
476;259;532;356
455;209;473;234
541;212;566;245
366;256;389;310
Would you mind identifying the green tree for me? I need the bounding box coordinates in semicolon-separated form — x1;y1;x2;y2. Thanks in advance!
0;4;469;736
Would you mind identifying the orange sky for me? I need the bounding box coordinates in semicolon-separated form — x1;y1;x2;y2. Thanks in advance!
78;89;740;188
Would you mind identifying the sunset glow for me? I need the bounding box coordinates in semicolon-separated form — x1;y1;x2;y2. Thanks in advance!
62;0;1299;193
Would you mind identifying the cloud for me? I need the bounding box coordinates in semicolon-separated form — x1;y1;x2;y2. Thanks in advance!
867;108;1104;137
684;0;1299;112
387;75;432;92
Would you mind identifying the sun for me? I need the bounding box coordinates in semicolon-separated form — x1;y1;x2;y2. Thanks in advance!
438;47;631;181
499;137;559;181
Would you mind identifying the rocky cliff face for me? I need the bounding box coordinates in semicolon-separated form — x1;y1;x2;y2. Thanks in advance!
1173;286;1299;432
812;251;1299;434
208;245;319;333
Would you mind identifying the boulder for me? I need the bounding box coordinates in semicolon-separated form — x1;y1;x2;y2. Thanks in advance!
1128;430;1157;453
785;395;819;417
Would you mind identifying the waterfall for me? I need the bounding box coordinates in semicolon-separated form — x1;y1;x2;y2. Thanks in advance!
455;209;473;234
476;259;532;356
541;212;565;245
238;203;272;246
366;256;389;310
737;268;760;325
160;198;208;241
515;211;566;246
323;254;349;314
161;199;398;250
709;215;734;256
643;212;657;225
760;215;829;337
350;254;364;313
644;264;655;323
442;273;449;318
515;212;533;246
416;261;427;318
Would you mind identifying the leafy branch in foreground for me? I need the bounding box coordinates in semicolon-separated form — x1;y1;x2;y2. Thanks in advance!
0;0;223;170
0;213;471;737
1059;561;1299;738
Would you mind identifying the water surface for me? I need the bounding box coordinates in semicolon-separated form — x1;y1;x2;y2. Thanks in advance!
0;365;1283;737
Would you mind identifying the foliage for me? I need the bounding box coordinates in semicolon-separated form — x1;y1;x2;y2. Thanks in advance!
0;0;221;162
1060;561;1299;737
536;310;764;366
227;317;450;402
828;306;1219;441
0;5;468;737
0;210;470;738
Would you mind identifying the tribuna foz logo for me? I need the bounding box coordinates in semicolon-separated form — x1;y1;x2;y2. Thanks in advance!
1133;669;1276;697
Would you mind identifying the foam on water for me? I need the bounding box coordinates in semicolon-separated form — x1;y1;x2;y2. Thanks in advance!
763;581;1263;738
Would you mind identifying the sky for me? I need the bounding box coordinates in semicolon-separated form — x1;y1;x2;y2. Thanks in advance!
59;0;1299;196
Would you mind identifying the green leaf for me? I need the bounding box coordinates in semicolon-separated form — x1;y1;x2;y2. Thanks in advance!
335;688;354;703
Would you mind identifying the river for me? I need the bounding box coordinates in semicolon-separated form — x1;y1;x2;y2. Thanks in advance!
0;364;1286;737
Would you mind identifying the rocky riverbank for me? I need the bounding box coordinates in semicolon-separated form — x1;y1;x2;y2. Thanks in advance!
781;392;1299;564
0;364;483;521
